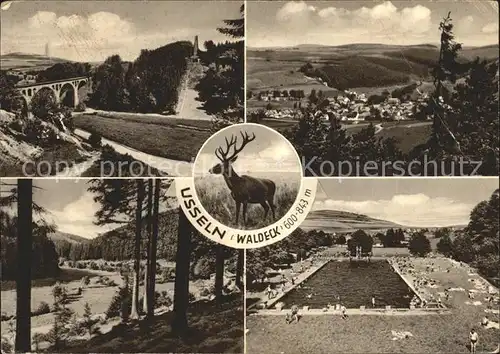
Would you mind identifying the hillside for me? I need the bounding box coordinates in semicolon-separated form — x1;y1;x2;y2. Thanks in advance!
247;43;499;91
1;52;71;71
48;231;90;244
89;208;180;261
301;209;405;233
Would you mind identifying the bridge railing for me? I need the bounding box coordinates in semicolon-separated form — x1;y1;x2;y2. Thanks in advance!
15;76;90;89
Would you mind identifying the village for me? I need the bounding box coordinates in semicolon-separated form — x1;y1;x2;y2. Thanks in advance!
249;85;431;123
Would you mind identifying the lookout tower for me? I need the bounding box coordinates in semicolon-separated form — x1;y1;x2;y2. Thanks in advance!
192;35;199;62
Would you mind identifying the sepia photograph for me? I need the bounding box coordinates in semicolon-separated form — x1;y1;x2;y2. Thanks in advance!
246;177;499;353
0;1;244;177
246;1;499;176
0;178;243;353
193;123;302;230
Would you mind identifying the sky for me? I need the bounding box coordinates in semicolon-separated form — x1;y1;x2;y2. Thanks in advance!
0;0;242;62
312;178;499;227
248;1;499;47
194;124;302;176
1;179;177;239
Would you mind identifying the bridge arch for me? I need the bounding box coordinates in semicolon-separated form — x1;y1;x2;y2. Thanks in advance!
60;82;77;107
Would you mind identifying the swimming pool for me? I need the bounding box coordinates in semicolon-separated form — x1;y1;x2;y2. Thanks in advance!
279;260;414;309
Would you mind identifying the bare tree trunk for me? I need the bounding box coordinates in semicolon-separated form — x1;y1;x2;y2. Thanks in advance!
172;208;192;334
235;249;244;289
130;180;145;320
147;179;160;318
15;179;32;352
143;179;153;315
215;245;225;307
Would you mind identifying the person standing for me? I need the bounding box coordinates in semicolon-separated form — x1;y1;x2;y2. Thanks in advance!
371;296;376;308
469;328;478;354
340;304;347;320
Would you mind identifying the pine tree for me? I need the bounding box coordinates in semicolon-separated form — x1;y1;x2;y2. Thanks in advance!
429;12;462;154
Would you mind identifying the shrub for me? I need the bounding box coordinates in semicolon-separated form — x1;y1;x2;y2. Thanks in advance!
408;232;431;257
161;267;175;282
437;234;453;256
32;301;51;316
74;102;86;112
89;262;99;270
88;132;102;148
336;235;346;245
81;275;90;287
188;292;196;303
24;119;61;147
155;292;172;308
106;275;131;320
32;332;46;351
193;257;215;279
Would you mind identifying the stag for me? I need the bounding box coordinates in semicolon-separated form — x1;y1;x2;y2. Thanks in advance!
209;131;276;226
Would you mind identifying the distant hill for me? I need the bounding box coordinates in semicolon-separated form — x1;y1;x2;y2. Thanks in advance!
48;231;90;244
301;209;404;233
248;43;499;91
301;209;469;233
1;52;71;71
88;208;180;261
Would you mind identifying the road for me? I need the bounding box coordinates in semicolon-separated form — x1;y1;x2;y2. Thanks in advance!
74;129;193;176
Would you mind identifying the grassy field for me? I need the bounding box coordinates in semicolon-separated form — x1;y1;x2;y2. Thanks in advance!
1;262;243;352
256;119;431;155
194;173;301;230
74;114;211;162
246;255;500;353
0;268;101;292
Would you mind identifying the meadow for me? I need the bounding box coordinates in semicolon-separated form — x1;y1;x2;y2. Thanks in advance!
74;113;211;162
194;173;301;230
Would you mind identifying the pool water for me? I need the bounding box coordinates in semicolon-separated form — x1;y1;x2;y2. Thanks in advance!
279;260;414;309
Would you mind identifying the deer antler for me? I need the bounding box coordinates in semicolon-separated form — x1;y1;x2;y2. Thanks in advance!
214;131;256;161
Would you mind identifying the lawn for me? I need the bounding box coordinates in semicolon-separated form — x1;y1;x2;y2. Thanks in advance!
194;173;301;230
67;294;244;353
377;122;432;154
74;114;211;162
246;256;500;353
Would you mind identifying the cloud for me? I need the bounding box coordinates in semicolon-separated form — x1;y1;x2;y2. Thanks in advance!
1;10;177;61
47;191;118;238
482;22;499;34
276;1;317;21
261;1;435;46
313;193;473;227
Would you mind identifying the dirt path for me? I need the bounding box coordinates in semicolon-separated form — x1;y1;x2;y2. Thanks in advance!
173;88;213;120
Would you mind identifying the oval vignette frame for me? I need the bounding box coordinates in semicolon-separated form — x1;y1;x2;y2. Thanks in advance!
176;123;317;249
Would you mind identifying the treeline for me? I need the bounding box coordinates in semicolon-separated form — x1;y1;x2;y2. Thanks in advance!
87;41;192;114
249;89;306;100
54;209;182;262
299;57;411;90
36;62;92;83
437;189;499;281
